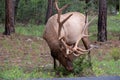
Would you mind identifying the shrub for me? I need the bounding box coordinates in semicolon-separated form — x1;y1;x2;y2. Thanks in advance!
73;55;93;76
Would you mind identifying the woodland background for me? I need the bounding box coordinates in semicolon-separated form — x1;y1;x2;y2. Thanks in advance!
0;0;119;24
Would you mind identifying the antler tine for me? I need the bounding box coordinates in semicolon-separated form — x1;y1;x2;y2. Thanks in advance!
72;51;85;57
61;14;73;25
54;0;61;24
77;47;92;52
87;15;97;27
82;15;97;34
54;0;59;11
54;0;72;24
54;0;73;39
71;47;93;57
70;15;96;56
58;14;73;40
71;16;97;56
54;0;70;14
61;38;91;57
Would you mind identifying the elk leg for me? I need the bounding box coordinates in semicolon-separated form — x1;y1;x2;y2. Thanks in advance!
81;37;90;49
53;57;57;69
81;37;92;68
51;51;57;70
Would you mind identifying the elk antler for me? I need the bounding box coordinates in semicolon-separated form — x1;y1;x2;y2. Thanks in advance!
70;16;96;56
60;15;96;56
61;38;93;57
54;0;73;39
73;15;97;51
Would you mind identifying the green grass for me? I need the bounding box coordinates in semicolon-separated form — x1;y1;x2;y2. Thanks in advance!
1;56;119;79
0;66;56;80
16;24;44;37
0;24;44;37
92;59;120;76
110;48;120;61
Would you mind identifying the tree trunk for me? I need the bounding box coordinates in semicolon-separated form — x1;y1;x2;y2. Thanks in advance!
116;0;119;14
14;0;20;17
45;0;53;24
97;0;107;42
4;0;15;35
85;0;90;3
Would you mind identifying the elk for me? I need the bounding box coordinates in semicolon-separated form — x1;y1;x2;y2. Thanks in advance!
43;0;94;71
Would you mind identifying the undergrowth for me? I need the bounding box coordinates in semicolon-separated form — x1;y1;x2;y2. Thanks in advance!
110;48;120;61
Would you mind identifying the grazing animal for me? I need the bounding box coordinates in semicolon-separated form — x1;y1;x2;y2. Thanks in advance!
43;0;94;71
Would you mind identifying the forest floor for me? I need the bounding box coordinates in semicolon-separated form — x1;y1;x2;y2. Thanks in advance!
0;34;52;69
0;32;120;78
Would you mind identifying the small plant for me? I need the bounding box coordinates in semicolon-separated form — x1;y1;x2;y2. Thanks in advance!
92;60;105;76
110;48;120;61
55;66;73;77
0;66;24;80
73;55;93;76
16;24;44;37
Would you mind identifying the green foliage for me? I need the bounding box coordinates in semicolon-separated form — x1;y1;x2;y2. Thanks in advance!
0;24;4;33
0;66;55;80
92;59;105;76
17;0;47;24
59;0;86;13
73;55;93;76
0;0;5;23
73;56;86;74
0;0;119;24
0;24;44;37
55;66;73;77
107;15;120;33
46;55;93;77
0;0;98;24
92;59;120;76
16;24;44;37
0;66;24;80
110;48;120;61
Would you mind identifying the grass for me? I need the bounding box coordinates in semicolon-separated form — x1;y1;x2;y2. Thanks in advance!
0;24;44;37
92;59;120;76
110;48;120;61
0;66;56;79
0;15;120;79
16;24;44;37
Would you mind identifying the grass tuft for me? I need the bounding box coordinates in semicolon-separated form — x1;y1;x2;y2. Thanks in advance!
110;48;120;61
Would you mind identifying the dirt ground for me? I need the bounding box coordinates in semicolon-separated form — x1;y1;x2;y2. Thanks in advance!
0;33;120;70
